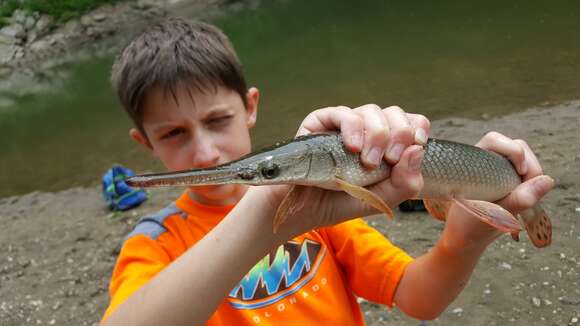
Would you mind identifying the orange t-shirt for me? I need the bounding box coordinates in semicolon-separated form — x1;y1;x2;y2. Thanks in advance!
102;191;413;325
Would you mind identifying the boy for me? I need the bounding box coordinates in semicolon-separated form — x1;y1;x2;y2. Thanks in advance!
102;18;553;325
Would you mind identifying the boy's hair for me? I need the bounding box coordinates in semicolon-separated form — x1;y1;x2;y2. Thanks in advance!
111;18;248;134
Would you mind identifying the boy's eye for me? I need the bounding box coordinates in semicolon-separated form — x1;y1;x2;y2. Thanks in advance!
162;128;186;139
207;115;232;127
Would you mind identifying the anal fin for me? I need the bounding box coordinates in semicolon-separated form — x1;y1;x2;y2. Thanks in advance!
423;199;452;222
334;177;395;219
519;204;552;248
453;198;522;233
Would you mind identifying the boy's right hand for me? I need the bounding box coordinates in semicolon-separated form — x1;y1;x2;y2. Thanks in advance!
253;104;430;238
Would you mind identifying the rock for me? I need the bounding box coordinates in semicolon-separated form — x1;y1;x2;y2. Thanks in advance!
0;24;26;41
24;16;36;31
34;15;53;35
11;10;28;25
61;20;83;38
134;0;157;9
93;13;106;22
80;15;93;28
29;39;52;52
499;262;512;270
356;297;367;304
0;43;18;64
26;29;39;45
0;33;16;45
12;47;24;59
452;307;463;314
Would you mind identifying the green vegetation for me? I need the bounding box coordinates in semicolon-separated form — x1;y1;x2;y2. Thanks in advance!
0;0;124;27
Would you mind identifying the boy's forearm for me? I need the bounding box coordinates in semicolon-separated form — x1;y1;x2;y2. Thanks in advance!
104;187;288;326
394;206;496;320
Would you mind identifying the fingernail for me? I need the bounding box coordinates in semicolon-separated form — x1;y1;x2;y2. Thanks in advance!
519;161;528;175
366;147;383;166
387;143;404;162
409;148;424;172
351;132;363;150
415;129;428;145
539;175;555;188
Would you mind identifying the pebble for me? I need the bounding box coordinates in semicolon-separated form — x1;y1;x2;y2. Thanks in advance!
93;14;106;22
571;316;578;324
499;262;512;270
356;297;367;304
575;207;580;212
452;307;463;314
532;297;541;307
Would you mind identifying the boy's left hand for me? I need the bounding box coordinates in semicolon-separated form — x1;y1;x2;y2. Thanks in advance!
441;131;554;251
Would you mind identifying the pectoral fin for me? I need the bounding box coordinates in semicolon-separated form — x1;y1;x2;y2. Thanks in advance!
423;199;452;222
453;198;522;233
272;185;307;233
334;177;395;219
519;204;552;248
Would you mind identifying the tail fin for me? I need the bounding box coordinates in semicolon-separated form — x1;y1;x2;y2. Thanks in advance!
519;204;552;248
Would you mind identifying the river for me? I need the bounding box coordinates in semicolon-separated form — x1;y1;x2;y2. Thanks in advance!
1;0;579;198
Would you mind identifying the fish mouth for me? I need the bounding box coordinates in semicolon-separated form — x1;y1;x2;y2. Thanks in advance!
125;166;258;188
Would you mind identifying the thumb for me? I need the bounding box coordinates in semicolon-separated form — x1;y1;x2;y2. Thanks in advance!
496;175;555;214
370;145;424;207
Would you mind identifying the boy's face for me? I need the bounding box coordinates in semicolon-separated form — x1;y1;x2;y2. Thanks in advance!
131;83;259;206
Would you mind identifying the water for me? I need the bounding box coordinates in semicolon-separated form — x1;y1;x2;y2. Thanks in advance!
1;0;580;198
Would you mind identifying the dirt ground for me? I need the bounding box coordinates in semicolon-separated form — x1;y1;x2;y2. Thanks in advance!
0;102;579;326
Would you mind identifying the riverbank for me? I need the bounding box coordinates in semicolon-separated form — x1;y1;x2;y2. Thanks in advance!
0;0;257;95
1;102;578;325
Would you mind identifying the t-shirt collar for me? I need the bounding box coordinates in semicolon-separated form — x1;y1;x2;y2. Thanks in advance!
175;190;235;218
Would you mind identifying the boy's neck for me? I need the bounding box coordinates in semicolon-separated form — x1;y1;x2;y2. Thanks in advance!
187;185;249;207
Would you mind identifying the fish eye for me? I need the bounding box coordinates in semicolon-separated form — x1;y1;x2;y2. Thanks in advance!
261;164;280;179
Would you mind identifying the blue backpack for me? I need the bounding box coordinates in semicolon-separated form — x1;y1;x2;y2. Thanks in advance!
102;165;149;211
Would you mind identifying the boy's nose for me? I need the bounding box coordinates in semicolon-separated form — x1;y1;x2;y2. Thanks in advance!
191;135;220;169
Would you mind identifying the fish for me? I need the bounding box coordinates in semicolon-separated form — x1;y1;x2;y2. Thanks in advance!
126;133;552;248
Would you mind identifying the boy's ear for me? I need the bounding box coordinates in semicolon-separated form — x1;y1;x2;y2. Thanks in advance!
129;128;153;152
245;87;260;129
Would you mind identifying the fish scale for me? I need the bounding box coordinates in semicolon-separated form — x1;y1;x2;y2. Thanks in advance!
420;139;520;201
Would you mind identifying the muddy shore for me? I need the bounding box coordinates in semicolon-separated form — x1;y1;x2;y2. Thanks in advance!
0;102;578;325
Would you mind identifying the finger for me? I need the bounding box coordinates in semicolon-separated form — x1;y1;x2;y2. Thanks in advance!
514;139;542;181
296;106;364;152
354;104;390;168
406;113;430;145
496;175;554;214
369;145;424;207
476;131;527;175
383;106;415;163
